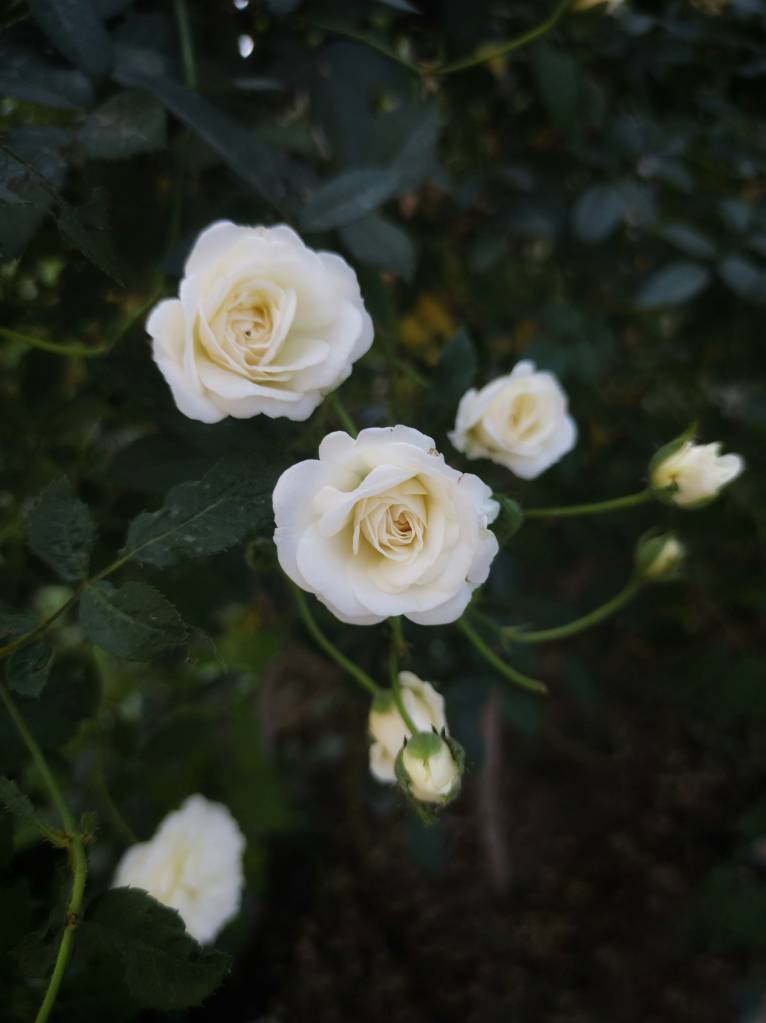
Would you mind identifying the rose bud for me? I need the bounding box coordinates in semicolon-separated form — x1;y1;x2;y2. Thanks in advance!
635;532;685;582
368;672;447;784
650;434;744;508
395;731;464;807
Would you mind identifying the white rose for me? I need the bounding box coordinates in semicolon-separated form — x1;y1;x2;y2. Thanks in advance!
398;732;462;805
273;426;499;626
112;794;245;944
448;361;577;479
368;671;447;783
147;221;373;423
650;440;744;507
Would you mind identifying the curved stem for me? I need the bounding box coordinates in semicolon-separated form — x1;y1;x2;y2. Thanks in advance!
388;626;418;734
0;684;87;1023
328;391;358;438
456;618;548;695
435;0;575;75
290;582;380;696
523;489;653;519
304;18;423;75
503;579;642;644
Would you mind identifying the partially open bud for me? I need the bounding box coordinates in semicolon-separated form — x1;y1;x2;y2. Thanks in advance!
635;532;685;582
395;731;463;807
650;433;744;508
368;672;447;784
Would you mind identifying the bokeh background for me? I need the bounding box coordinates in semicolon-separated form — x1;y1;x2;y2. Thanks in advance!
1;0;764;1020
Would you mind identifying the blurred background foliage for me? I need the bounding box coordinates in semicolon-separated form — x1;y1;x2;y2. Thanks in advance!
0;0;765;1020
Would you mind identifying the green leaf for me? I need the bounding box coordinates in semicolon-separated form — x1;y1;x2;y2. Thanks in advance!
0;126;68;261
0;607;35;642
340;214;415;281
85;888;230;1011
658;223;717;260
6;641;53;698
115;71;287;207
56;190;125;284
79;581;189;661
531;44;581;135
0;43;95;110
27;0;113;78
430;328;478;431
572;185;625;243
123;455;281;569
25;477;95;583
78;90;166;159
718;255;766;303
0;778;37;825
635;261;711;310
301;169;399;232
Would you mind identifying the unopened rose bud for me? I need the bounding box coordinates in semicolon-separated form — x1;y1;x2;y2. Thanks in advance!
650;434;744;508
395;732;463;806
368;672;447;784
635;532;685;582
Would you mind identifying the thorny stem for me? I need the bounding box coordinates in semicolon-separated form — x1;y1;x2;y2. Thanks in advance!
0;684;87;1023
456;617;548;695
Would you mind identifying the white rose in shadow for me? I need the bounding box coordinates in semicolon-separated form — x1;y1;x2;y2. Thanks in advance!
113;794;245;944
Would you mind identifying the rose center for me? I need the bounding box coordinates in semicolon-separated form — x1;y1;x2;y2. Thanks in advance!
351;487;428;562
508;393;541;439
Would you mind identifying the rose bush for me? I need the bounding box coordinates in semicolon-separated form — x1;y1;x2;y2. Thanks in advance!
273;426;499;625
148;222;373;423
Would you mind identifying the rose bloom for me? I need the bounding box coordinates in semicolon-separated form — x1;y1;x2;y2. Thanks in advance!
147;221;373;423
398;732;461;805
273;426;499;625
449;361;577;479
651;441;744;507
368;672;447;783
112;794;245;944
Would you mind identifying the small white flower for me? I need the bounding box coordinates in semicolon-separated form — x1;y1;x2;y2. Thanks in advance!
368;672;447;784
449;361;577;480
112;794;245;944
147;221;373;423
651;440;744;507
397;732;462;805
273;426;499;626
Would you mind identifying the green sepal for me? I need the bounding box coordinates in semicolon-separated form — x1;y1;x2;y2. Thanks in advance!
493;495;524;546
648;421;697;500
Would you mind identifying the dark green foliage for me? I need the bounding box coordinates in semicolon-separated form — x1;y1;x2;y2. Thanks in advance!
79;581;188;661
25;477;95;583
83;889;230;1010
0;1;763;1020
123;455;282;568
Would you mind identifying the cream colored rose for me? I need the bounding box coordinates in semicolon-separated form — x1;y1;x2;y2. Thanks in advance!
651;441;744;507
397;732;462;805
368;672;447;783
273;426;499;626
112;794;245;944
147;221;373;423
449;361;577;479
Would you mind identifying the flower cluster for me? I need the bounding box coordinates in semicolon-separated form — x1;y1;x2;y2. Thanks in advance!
145;221;745;827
